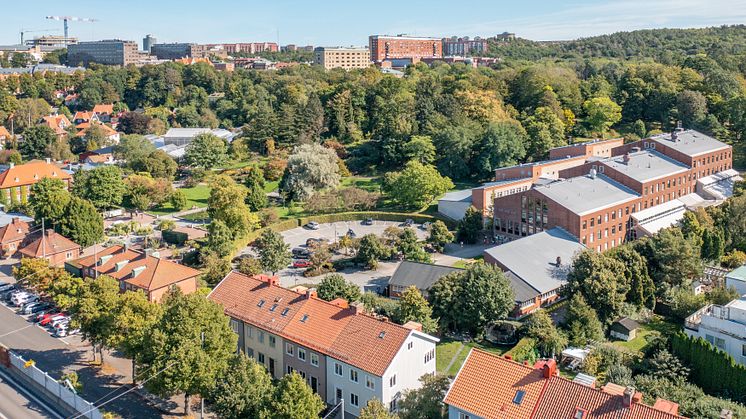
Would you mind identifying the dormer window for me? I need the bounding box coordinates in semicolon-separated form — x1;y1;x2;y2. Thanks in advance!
131;266;146;278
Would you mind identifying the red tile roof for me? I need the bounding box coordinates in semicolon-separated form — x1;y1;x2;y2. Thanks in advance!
42;115;71;136
70;245;201;293
19;230;79;258
0;161;72;188
75;122;118;138
0;126;12;138
444;349;547;419
0;218;29;245
209;271;428;376
92;104;114;115
445;349;685;419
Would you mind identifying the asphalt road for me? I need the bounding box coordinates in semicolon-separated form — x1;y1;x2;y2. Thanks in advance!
0;372;59;419
0;283;166;418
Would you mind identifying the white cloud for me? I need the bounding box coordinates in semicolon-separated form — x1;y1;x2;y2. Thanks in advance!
407;0;746;41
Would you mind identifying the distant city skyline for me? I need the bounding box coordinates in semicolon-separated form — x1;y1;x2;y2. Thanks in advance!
5;0;746;47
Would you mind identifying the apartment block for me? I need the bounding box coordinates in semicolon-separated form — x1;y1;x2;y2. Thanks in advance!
151;43;206;60
209;272;439;417
206;42;279;54
314;47;370;70
67;40;140;66
685;296;746;366
442;37;488;56
369;35;442;63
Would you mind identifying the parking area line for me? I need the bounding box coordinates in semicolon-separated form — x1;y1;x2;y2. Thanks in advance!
0;324;33;339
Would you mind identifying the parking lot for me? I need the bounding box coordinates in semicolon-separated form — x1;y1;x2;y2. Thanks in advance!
281;220;428;250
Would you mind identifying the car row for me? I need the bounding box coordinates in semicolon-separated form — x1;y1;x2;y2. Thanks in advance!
0;280;79;338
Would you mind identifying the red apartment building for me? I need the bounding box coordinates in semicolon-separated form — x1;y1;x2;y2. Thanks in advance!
369;35;442;63
490;130;735;252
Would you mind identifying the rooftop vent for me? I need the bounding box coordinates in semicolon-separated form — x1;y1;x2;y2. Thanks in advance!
589;168;597;179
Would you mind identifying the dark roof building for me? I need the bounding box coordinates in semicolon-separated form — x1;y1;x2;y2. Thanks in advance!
388;261;463;298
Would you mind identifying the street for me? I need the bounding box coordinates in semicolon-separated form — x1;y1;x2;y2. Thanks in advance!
0;272;166;419
0;372;59;419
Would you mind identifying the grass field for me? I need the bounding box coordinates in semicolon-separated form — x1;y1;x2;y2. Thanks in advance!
436;339;512;376
340;176;383;192
612;316;679;353
150;185;212;215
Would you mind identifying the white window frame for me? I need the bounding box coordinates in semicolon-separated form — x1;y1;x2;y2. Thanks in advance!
366;375;375;390
310;353;319;367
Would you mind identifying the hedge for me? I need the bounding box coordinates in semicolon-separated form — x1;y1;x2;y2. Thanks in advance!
162;229;188;246
504;337;538;364
671;331;746;403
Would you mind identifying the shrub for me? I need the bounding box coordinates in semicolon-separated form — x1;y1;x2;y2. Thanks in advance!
162;229;188;246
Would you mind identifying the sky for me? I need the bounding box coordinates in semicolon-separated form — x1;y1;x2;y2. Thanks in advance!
6;0;746;47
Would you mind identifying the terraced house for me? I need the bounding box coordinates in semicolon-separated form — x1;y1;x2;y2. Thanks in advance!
209;272;439;417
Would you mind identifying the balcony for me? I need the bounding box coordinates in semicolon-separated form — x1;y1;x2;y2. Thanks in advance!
684;304;715;331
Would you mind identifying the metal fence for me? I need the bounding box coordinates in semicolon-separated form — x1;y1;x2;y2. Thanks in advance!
9;352;103;419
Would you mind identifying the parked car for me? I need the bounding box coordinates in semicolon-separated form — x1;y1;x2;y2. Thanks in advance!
403;218;415;227
306;238;330;248
0;285;18;301
39;314;65;327
54;326;80;338
292;260;312;268
362;218;374;226
0;282;14;293
292;248;310;259
304;221;320;230
50;317;70;329
421;222;432;230
23;302;51;315
11;292;38;307
346;229;357;238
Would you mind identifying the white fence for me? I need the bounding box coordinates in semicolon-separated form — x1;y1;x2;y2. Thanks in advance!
9;352;103;419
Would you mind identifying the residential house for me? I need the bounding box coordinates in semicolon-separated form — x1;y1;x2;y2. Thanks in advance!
209;272;439;417
66;245;200;302
75;122;120;144
0;160;72;204
72;111;98;125
64;93;79;107
41;114;72;139
610;317;641;341
685;296;746;366
91;104;114;123
0;126;11;141
0;217;30;257
387;261;463;299
19;230;80;267
724;266;746;296
79;146;116;164
444;349;683;419
484;227;585;317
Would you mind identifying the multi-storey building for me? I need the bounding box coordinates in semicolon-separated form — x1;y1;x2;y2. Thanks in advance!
314;47;370;70
444;349;683;419
207;42;279;54
142;34;157;53
685;296;746;366
209;272;439;417
369;35;442;63
151;43;206;60
488;130;735;251
67;40;140;66
442;37;488;56
0;160;72;204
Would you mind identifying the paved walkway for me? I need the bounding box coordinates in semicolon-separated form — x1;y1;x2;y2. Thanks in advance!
443;343;466;375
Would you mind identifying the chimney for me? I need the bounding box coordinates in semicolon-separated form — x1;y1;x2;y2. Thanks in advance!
350;301;365;315
589;168;597;179
504;355;513;361
45;158;51;164
264;275;279;287
330;298;349;308
555;256;562;267
9;163;14;169
623;386;635;408
623;152;630;164
305;288;317;299
542;359;557;379
671;130;678;141
676;120;683;131
720;409;733;419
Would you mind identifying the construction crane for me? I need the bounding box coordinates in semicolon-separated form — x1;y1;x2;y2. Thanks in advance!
45;16;98;44
19;28;55;45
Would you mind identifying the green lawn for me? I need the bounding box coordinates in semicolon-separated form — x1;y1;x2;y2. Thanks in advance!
150;185;212;215
437;339;513;376
180;210;210;222
340;176;383;192
452;255;483;269
612;316;679;353
264;180;280;193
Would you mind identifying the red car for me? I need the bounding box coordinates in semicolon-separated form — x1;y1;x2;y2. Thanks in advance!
38;312;64;326
292;260;311;268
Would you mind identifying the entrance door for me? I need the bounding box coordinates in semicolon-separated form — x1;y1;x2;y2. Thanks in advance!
311;376;318;393
269;358;275;377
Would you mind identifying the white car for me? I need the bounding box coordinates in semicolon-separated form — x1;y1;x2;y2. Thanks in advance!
304;221;320;230
54;326;79;338
50;316;70;329
12;293;38;307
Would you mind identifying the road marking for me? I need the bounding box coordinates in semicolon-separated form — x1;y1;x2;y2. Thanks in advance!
0;408;8;419
0;325;33;339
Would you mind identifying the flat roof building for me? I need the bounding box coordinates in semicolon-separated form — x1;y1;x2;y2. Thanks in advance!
314;47;369;70
369;35;442;63
68;40;140;66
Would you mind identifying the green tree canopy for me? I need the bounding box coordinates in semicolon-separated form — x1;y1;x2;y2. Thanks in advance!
316;273;362;303
255;229;291;275
72;165;126;210
59;196;104;247
384;160;454;210
184;133;228;169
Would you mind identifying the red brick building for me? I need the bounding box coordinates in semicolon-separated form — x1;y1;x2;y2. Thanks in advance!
0;218;30;257
18;230;81;267
369;35;442;63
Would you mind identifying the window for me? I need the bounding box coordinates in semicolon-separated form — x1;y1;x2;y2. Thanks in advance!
350;393;359;407
424;349;435;363
258;352;265;364
311;353;319;367
350;369;358;382
742;344;746;357
286;343;294;356
715;337;726;350
281;307;290;316
335;363;343;376
513;389;526;405
258;331;264;343
246;326;252;339
269;336;276;348
286;366;294;374
389;375;396;387
257;299;265;308
574;408;587;419
458;413;470;419
407;342;413;350
269;303;278;312
366;375;375;390
298;348;306;361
